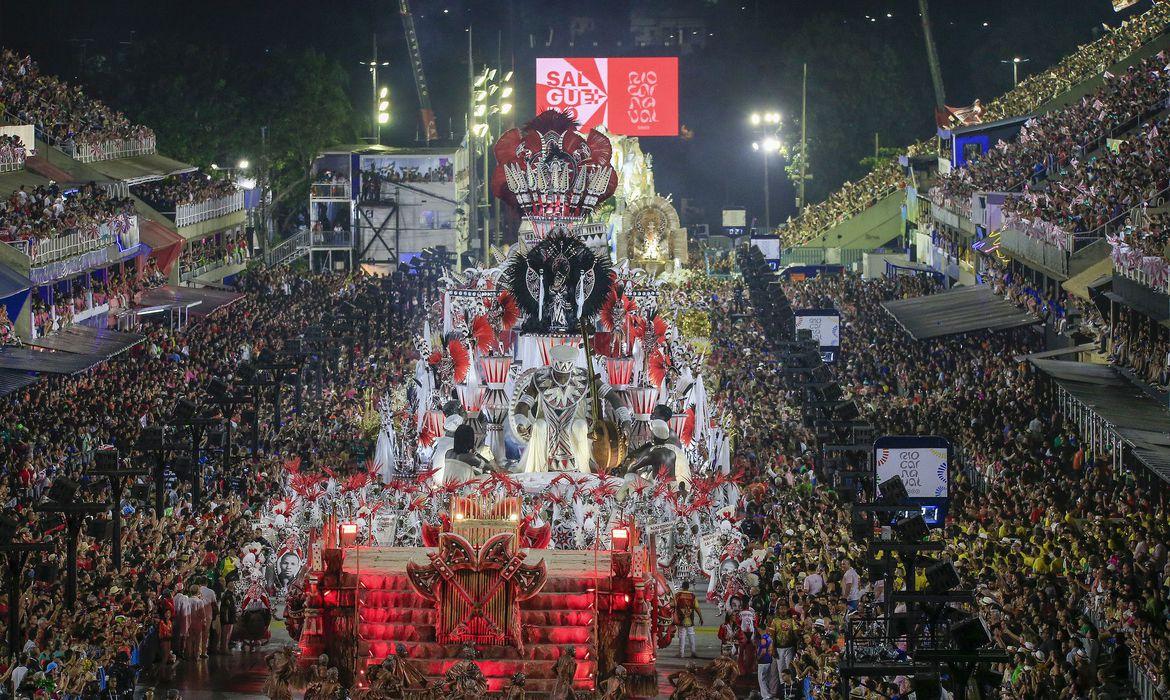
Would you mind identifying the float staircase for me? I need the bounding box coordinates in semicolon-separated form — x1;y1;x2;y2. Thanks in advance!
354;570;600;696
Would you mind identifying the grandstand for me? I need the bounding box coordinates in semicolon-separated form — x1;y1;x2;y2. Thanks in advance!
775;0;1170;266
0;50;252;353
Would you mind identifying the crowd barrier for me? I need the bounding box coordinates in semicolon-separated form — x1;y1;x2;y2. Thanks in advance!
0;152;25;173
174;191;245;227
65;136;156;163
8;215;140;266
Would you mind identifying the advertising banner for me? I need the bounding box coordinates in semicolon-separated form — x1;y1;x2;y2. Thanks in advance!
873;435;951;526
536;57;679;136
794;308;841;363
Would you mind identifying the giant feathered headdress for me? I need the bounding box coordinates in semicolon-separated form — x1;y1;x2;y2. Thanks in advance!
501;228;613;332
490;110;618;225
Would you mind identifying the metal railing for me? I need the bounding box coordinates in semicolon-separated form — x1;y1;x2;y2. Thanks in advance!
7;215;139;266
180;254;247;283
310;182;351;199
311;229;355;247
174;191;245;227
264;228;309;267
64;136;156;163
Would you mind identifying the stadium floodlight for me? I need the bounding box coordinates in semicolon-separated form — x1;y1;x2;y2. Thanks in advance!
762;137;781;152
377;112;390;124
501;85;514;98
501;102;513;114
474;104;487;117
752;142;760;151
750;112;762;126
474;90;488;103
503;70;514;82
765;111;781;124
379;86;389;98
237;159;250;170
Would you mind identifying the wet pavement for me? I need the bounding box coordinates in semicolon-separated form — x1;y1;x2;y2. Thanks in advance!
135;623;292;700
141;601;737;699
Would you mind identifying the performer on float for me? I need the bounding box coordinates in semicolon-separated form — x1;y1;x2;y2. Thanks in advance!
513;343;631;473
625;419;691;485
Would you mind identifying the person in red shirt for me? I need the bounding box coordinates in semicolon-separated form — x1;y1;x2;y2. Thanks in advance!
674;580;704;659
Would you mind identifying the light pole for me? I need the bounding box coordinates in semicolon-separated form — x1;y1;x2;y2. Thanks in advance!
359;34;390;144
471;66;513;253
1001;56;1030;86
750;111;783;233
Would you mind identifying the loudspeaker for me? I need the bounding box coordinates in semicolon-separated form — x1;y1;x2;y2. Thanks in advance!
950;615;992;651
48;477;79;504
94;448;119;471
137;426;164;451
911;673;941;700
925;560;961;593
87;518;109;540
878;475;909;503
893;513;928;542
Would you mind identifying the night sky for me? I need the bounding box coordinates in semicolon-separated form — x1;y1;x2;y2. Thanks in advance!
0;0;1143;229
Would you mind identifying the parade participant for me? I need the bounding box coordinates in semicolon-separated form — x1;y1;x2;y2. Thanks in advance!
514;344;630;473
674;580;703;659
627;419;691;485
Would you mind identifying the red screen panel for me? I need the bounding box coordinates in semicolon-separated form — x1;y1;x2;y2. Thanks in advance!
535;57;678;136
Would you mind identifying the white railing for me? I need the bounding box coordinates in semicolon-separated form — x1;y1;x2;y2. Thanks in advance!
65;136;156;163
9;214;140;265
265;228;309;267
180;254;247;283
0;153;26;173
174;191;245;227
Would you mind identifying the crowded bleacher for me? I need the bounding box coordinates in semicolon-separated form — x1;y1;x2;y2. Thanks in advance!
132;175;238;213
0;182;136;249
779;0;1170;248
0;49;154;152
0;266;435;696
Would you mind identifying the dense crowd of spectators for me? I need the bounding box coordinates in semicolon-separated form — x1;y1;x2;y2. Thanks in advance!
133;176;238;212
934;52;1170;207
359;160;454;202
693;262;1170;698
178;230;249;279
0;266;436;699
981;1;1170;122
0;49;154;151
779;0;1170;249
0;134;26;169
0;182;136;248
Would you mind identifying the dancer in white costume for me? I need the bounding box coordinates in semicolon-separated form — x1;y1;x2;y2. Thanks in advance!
514;344;631;473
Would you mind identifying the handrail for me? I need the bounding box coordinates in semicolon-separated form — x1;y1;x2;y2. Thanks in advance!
0;153;26;173
64;136;156;163
264;229;309;267
4;214;140;266
310;182;351;199
174;191;245;227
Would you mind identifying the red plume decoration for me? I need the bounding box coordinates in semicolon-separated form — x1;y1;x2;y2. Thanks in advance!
447;339;470;383
681;407;696;447
648;348;672;388
471;315;496;351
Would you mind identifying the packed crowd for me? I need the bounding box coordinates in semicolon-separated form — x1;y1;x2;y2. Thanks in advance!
779;0;1170;249
0;265;437;699
1001;113;1170;242
0;182;136;247
177;230;249;279
981;1;1170;122
695;261;1170;699
0;49;154;150
933;52;1170;206
132;176;238;212
29;264;167;339
0;134;26;169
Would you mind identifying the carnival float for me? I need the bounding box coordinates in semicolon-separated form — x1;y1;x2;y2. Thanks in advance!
247;111;745;698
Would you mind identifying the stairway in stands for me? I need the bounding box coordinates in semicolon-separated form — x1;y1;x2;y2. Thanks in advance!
355;571;598;696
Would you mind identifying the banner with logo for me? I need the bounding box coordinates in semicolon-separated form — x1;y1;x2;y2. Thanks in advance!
536;57;679;136
873;435;951;526
794;308;841;363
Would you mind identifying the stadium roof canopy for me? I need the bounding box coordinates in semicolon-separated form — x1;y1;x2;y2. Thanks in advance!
1030;359;1170;484
881;285;1037;340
